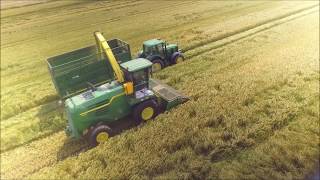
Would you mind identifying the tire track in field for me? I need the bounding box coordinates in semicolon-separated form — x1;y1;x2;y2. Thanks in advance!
0;132;90;179
1;0;140;26
208;76;318;165
182;4;319;56
0;101;63;153
1;1;189;48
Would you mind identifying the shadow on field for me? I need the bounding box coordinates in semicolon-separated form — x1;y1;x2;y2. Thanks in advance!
36;101;65;134
56;116;138;161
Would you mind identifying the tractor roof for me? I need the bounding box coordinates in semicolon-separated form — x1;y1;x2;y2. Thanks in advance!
120;58;152;72
143;39;164;47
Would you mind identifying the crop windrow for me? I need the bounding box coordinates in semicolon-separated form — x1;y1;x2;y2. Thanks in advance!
183;4;319;58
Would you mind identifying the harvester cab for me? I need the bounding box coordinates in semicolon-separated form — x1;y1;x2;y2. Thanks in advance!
47;32;188;147
138;39;184;72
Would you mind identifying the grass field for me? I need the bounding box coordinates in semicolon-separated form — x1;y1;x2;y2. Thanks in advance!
1;1;319;179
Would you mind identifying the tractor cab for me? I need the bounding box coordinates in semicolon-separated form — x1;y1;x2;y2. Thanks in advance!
138;39;184;72
142;39;167;57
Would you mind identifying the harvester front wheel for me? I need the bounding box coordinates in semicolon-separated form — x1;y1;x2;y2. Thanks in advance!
151;59;164;72
133;100;158;124
88;124;113;147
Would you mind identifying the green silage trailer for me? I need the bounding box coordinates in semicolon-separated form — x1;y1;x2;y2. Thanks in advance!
47;39;131;99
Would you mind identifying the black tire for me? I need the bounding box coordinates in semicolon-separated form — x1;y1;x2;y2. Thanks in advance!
173;55;184;64
88;124;113;147
151;59;164;72
133;100;159;124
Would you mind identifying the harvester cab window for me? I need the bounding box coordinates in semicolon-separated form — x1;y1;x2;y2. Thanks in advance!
132;69;149;91
123;69;133;82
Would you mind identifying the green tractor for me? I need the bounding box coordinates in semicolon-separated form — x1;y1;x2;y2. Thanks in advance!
137;39;184;72
47;32;188;146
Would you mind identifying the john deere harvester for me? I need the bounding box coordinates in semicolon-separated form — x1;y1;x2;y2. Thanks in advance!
47;32;188;146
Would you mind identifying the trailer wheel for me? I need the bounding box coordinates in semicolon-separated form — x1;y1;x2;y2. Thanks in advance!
151;59;164;72
133;100;158;124
174;55;184;64
88;124;113;147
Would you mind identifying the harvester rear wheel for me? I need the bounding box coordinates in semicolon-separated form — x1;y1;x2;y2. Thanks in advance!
133;100;158;124
88;124;113;147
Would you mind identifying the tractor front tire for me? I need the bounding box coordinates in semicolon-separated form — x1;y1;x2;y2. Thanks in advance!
88;124;113;147
174;55;184;64
133;100;158;124
151;59;164;72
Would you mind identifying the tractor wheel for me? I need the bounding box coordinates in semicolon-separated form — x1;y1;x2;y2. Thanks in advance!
88;124;113;147
133;100;158;124
174;55;184;64
151;59;164;72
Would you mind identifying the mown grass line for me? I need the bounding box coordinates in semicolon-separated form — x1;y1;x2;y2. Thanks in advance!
0;102;65;152
185;8;319;59
0;0;186;48
1;1;144;49
1;0;55;11
209;108;319;179
205;75;319;166
0;131;89;179
1;1;137;21
182;3;319;53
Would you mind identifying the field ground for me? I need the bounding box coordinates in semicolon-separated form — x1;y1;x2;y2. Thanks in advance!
0;0;49;10
1;1;319;179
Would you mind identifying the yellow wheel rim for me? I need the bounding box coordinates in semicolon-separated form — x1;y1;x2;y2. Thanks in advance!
96;132;109;143
152;63;162;72
176;57;184;64
141;107;154;121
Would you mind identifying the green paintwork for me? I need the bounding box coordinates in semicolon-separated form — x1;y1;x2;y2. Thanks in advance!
65;77;188;139
143;39;165;47
47;39;131;99
65;81;132;138
120;58;153;72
